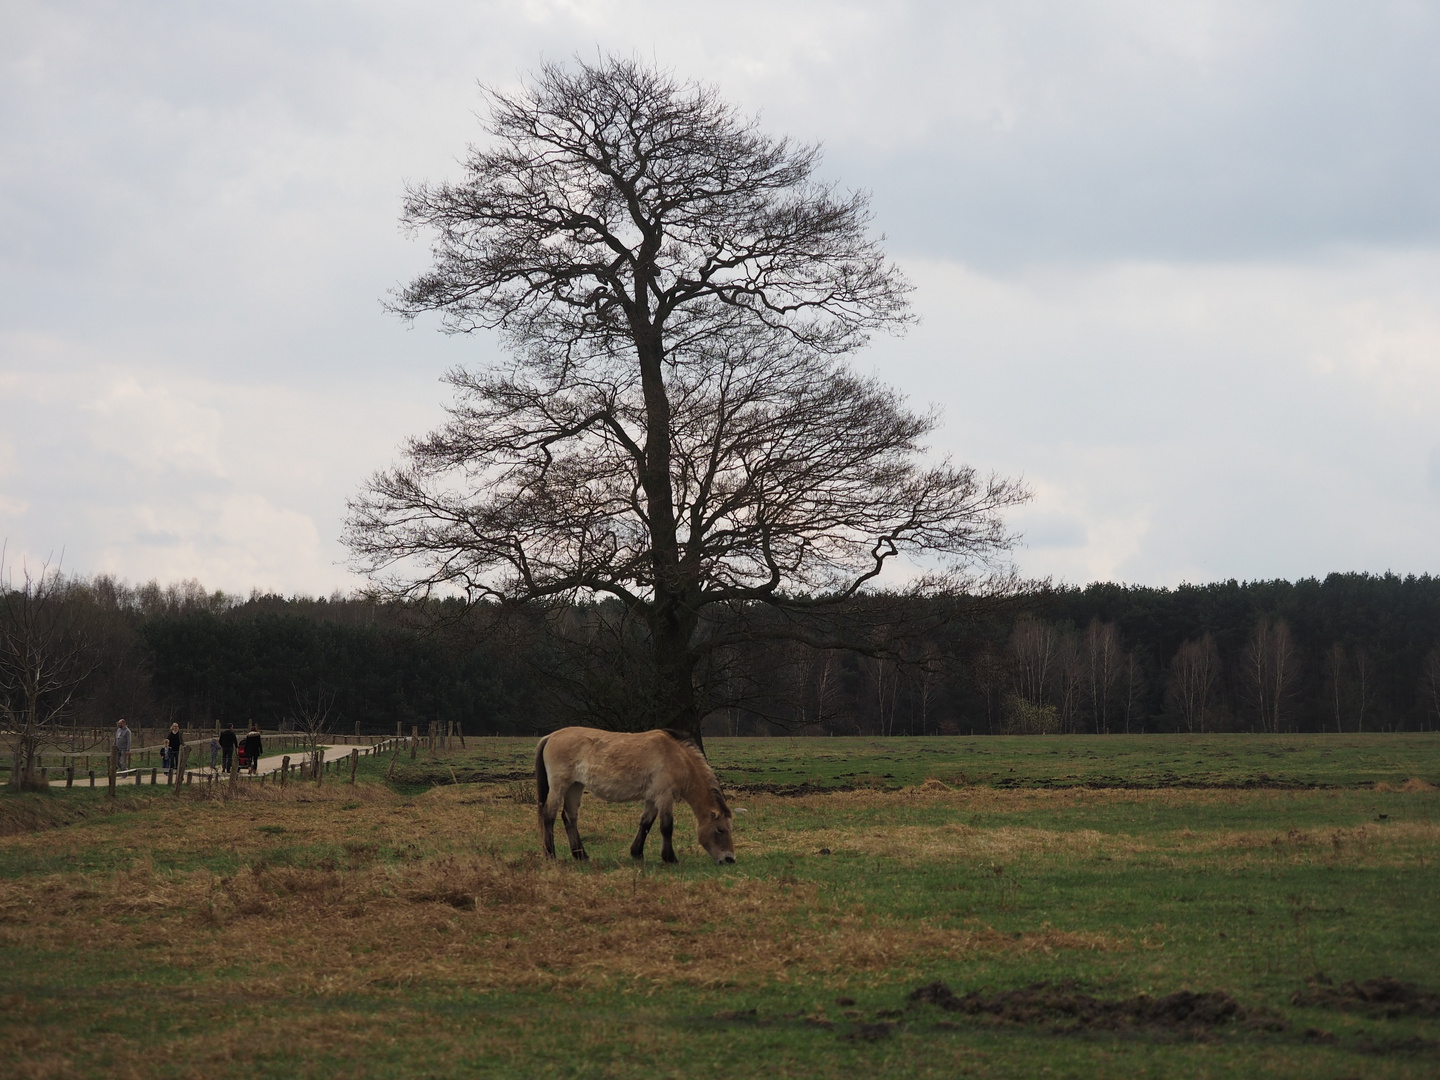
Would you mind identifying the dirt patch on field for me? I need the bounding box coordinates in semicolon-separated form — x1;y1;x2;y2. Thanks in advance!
1292;974;1440;1017
725;781;860;797
389;766;534;787
909;980;1282;1038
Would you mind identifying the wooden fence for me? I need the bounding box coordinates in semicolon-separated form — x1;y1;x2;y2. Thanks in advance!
5;733;408;790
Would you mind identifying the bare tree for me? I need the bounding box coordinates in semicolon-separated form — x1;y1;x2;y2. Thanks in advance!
970;646;1009;734
1169;634;1219;734
1009;618;1057;709
0;554;96;790
1120;649;1146;734
1241;616;1298;733
1083;619;1123;734
1324;642;1347;733
861;654;904;737
347;57;1026;744
1352;646;1375;733
1423;645;1440;731
1053;630;1084;734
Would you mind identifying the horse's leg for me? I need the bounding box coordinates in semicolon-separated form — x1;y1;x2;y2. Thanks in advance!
540;787;562;859
658;801;678;864
561;782;588;860
630;801;658;860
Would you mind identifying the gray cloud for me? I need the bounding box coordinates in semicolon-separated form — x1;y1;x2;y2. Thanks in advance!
2;1;1438;590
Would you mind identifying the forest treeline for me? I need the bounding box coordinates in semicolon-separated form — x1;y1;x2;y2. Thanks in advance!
14;572;1440;737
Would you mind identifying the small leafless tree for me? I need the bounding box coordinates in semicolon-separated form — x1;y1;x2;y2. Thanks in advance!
348;57;1026;745
1241;616;1298;733
0;553;96;789
290;684;337;749
1169;634;1219;734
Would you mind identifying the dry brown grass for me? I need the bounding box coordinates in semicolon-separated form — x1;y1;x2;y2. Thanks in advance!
1374;778;1438;792
0;854;1120;996
0;781;1125;1001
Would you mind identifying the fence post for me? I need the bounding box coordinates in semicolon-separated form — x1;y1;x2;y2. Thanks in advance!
280;755;289;787
175;746;190;797
66;766;74;789
410;726;418;761
349;748;359;785
457;722;466;749
89;770;95;788
107;747;117;798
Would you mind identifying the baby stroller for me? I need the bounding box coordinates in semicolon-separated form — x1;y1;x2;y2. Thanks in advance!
237;744;251;771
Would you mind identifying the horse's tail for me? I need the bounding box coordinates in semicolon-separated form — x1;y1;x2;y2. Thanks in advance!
534;736;550;808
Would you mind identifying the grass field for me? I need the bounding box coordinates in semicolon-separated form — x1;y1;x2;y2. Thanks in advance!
1;734;1437;1079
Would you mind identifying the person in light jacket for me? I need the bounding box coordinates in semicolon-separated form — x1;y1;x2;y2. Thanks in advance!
114;719;132;771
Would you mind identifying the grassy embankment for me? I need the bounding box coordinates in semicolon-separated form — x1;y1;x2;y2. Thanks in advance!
1;734;1437;1079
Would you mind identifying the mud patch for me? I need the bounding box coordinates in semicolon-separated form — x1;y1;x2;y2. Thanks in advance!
909;981;1281;1038
390;767;533;786
1292;974;1440;1018
725;782;858;797
842;1021;894;1042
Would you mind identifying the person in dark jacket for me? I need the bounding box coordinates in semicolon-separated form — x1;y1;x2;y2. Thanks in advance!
243;725;262;775
219;725;238;772
165;723;183;779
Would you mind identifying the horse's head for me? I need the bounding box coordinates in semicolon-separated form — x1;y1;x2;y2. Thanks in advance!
697;787;735;864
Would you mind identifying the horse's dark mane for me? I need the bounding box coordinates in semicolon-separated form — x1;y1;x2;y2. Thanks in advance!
657;729;731;817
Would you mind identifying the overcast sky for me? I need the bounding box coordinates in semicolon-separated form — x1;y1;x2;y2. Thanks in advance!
3;0;1439;594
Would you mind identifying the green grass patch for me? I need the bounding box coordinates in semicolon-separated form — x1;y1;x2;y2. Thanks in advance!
2;735;1438;1078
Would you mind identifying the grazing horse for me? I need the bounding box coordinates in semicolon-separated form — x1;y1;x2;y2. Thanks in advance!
535;727;735;864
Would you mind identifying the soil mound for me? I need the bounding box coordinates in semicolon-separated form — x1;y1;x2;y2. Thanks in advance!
910;981;1273;1037
1292;975;1440;1018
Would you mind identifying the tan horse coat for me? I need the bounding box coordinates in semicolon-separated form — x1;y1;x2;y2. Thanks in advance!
535;727;735;864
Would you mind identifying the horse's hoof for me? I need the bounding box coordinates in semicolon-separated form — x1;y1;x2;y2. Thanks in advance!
571;850;589;860
630;850;645;860
662;853;679;864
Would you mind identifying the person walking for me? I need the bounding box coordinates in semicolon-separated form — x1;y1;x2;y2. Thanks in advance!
243;724;262;775
114;719;132;772
219;724;238;772
165;723;183;781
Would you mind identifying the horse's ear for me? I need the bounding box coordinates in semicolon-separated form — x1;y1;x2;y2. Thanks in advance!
710;787;731;816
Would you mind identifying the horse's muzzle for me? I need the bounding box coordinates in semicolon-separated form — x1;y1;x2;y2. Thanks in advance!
717;852;736;865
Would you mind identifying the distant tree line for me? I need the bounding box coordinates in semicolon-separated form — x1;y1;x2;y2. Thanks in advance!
5;572;1439;740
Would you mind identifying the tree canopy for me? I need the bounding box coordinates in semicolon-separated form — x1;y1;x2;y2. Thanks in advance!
347;57;1025;740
